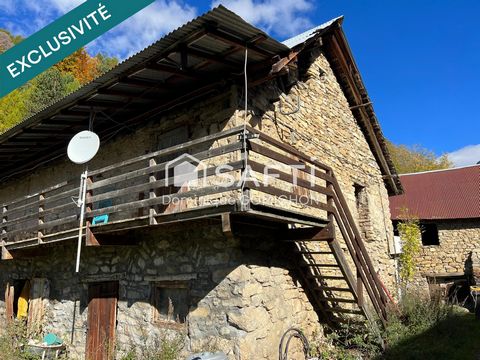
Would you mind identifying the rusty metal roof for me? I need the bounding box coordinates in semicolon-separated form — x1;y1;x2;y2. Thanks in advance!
390;165;480;220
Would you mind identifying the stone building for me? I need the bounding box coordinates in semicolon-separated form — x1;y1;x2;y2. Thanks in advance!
0;7;401;360
390;165;480;294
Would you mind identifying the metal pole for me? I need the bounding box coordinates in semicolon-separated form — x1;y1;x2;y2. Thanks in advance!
75;169;88;273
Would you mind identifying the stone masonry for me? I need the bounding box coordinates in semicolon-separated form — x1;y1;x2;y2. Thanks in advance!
411;219;480;289
0;41;397;358
0;225;321;359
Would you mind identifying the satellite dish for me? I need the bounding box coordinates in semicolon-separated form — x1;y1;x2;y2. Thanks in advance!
67;130;100;164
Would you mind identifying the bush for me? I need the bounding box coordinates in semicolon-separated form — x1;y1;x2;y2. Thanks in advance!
119;332;185;360
384;293;452;348
0;320;40;360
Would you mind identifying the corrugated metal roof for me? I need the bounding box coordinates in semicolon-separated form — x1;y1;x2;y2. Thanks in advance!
390;165;480;220
0;5;289;142
282;16;343;48
0;5;291;181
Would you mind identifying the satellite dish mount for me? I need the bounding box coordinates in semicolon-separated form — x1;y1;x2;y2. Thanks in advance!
67;126;100;273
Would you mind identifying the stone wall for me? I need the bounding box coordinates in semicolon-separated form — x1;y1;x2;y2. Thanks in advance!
229;47;397;291
411;219;480;289
0;42;398;357
0;225;320;359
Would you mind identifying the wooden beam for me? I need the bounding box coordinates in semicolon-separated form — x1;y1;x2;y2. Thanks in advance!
221;213;233;238
145;63;201;79
2;245;13;260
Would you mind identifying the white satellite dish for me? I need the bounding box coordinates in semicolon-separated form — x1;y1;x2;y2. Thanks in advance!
67;130;100;164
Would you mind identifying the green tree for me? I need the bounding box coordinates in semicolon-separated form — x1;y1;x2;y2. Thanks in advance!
0;86;33;133
25;68;77;116
387;141;452;174
95;53;119;75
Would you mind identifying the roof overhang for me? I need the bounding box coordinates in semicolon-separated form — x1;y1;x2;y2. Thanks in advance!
0;6;289;182
0;7;402;196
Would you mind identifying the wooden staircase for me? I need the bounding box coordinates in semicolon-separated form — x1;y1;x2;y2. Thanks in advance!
241;126;390;329
283;223;375;329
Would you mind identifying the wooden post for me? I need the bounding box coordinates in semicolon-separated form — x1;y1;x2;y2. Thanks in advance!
1;205;7;243
85;176;99;246
149;158;158;225
326;170;335;237
357;269;364;307
38;193;45;243
1;245;13;260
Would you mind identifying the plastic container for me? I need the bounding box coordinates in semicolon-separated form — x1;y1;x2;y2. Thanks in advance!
186;352;228;360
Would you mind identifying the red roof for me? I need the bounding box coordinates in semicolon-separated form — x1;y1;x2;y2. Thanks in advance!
390;165;480;220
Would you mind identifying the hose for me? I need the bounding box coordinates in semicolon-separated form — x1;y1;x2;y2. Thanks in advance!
279;327;310;360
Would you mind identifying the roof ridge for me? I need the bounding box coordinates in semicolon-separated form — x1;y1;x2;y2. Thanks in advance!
400;164;480;176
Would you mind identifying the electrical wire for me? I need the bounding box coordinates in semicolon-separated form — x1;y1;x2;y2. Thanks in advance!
240;46;249;205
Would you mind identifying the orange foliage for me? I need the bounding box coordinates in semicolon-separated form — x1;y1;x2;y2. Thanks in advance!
56;48;99;84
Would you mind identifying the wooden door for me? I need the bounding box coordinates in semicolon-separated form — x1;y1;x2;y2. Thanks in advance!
86;281;118;360
5;283;14;322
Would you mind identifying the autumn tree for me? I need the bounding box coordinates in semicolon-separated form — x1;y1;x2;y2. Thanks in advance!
0;28;118;134
387;141;452;174
25;68;78;116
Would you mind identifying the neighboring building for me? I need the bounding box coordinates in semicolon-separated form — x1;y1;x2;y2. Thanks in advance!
0;6;400;360
389;165;480;294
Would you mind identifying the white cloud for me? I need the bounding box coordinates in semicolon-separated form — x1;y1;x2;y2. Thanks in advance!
447;144;480;167
211;0;315;37
4;1;197;58
90;1;197;58
0;0;16;14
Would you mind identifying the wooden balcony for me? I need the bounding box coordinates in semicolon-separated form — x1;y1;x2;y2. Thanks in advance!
0;126;390;325
1;126;332;250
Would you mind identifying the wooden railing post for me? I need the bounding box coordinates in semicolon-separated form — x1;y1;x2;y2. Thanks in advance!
149;158;158;225
2;205;7;238
1;205;13;260
85;176;99;246
38;193;45;243
326;170;335;230
357;268;364;308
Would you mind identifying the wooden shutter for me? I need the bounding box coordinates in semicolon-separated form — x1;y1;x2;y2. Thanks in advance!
27;278;49;334
5;282;14;322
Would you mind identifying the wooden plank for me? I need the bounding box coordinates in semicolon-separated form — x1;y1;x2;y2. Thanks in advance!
89;142;243;191
90;160;244;203
248;160;333;196
221;213;233;238
246;126;333;172
2;246;13;260
87;183;242;218
5;283;14;321
88;125;244;176
247;182;334;213
280;224;334;241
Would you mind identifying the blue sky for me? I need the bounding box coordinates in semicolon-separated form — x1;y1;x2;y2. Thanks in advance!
1;0;479;166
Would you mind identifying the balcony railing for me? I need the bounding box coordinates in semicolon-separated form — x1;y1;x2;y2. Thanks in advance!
0;125;389;323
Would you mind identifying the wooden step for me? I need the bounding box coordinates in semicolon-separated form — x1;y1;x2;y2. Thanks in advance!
322;297;357;304
326;307;363;315
301;263;339;268
307;274;345;280
294;250;333;255
316;286;353;292
283;238;332;242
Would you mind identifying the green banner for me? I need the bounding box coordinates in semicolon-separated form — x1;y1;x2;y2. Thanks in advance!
0;0;155;98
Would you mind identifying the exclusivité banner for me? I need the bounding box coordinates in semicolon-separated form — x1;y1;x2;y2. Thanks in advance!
0;0;155;98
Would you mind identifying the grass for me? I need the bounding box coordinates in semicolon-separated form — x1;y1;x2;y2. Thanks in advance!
380;312;480;360
311;293;480;360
